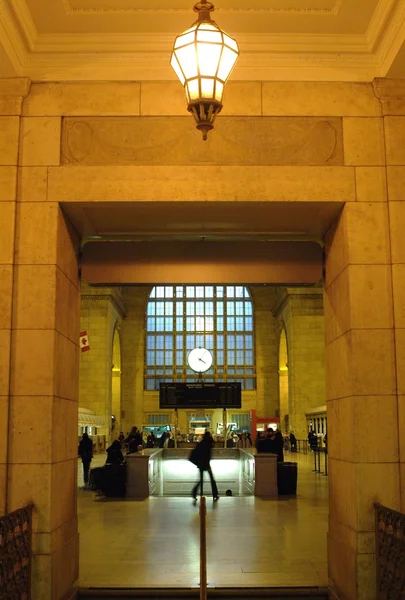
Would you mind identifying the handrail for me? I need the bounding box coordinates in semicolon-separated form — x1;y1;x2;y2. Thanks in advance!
0;503;34;600
199;496;207;600
374;503;405;600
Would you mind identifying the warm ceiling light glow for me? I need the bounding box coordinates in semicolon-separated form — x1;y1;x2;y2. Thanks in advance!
170;0;240;140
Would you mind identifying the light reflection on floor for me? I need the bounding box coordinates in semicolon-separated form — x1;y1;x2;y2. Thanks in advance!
78;451;328;589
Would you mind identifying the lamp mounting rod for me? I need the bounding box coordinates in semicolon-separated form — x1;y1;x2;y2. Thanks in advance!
194;0;215;20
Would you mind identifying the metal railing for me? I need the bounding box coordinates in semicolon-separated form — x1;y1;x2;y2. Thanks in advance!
375;503;405;600
296;439;309;454
0;504;34;600
312;447;328;476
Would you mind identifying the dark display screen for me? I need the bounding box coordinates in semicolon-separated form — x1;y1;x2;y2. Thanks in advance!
159;382;242;409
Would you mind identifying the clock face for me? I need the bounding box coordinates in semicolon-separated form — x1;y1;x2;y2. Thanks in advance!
187;347;213;373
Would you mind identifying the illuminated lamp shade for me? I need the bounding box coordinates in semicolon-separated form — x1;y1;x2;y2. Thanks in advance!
170;0;239;140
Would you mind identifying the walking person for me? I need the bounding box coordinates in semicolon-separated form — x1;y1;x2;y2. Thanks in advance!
78;432;93;487
189;432;219;502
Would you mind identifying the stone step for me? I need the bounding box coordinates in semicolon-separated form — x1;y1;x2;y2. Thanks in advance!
78;586;329;599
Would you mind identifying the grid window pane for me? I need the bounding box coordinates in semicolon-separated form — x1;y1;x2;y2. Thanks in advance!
145;285;256;390
227;317;235;331
236;317;244;331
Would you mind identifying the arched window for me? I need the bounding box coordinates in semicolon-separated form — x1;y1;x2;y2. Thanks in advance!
145;285;255;391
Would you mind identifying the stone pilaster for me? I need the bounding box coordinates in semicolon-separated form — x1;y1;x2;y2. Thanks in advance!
121;287;151;432
274;287;326;439
79;285;125;441
6;82;81;599
0;78;30;515
250;287;279;418
374;79;405;514
324;82;404;599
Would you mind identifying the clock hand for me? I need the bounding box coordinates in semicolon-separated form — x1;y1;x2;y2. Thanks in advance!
199;358;206;364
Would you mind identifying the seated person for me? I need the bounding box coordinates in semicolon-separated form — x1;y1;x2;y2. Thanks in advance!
106;440;124;464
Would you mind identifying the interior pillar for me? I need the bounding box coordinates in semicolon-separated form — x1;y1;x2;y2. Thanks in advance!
324;201;400;600
0;79;29;515
5;96;81;599
249;287;279;418
79;285;125;443
274;288;326;439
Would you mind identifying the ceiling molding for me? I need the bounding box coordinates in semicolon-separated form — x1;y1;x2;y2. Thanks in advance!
374;0;405;73
8;0;37;51
0;0;28;73
1;0;405;81
23;51;379;82
62;0;342;15
33;32;370;54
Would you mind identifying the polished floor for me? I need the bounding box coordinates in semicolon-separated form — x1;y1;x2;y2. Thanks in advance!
78;452;328;589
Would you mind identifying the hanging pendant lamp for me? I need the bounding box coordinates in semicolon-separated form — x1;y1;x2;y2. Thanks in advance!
170;0;240;140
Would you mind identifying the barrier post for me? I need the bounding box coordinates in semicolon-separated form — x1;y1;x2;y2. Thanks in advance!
199;496;207;600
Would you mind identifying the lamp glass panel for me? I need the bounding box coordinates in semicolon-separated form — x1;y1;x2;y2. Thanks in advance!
200;23;217;31
201;78;214;98
175;30;197;49
217;46;238;81
197;29;222;43
197;42;221;76
223;33;239;52
170;54;186;85
187;78;200;101
176;45;198;79
183;25;198;35
215;80;224;102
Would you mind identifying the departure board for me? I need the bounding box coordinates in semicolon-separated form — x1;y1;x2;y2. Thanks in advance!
159;382;242;409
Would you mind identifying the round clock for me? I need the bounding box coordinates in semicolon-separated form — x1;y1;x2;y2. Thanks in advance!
187;347;213;373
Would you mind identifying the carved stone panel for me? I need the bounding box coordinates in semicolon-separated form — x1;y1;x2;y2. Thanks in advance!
61;116;343;166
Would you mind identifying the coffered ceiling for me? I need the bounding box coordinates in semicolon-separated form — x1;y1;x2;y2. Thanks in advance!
1;0;405;81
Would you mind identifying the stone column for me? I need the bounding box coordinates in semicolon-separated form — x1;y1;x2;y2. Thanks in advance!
375;79;405;516
121;287;151;431
274;288;326;439
79;286;125;440
0;79;30;515
7;100;80;599
325;94;401;600
250;287;279;418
